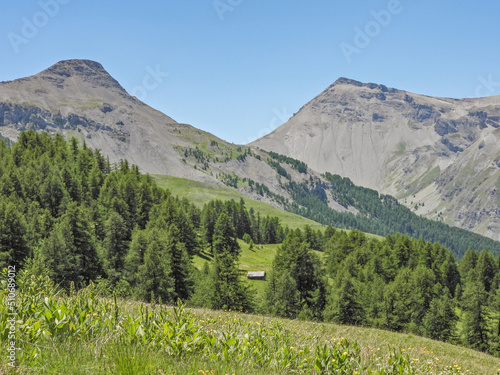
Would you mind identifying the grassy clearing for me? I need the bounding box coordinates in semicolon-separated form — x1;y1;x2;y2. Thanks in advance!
2;270;499;375
193;240;327;303
154;174;325;230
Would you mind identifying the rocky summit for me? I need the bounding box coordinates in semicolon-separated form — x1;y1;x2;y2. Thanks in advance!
251;78;500;240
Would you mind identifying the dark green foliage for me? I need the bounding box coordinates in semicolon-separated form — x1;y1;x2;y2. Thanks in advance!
476;250;498;292
422;291;457;342
267;159;291;180
293;172;500;259
207;249;253;311
266;232;326;320
267;151;307;173
461;271;490;352
0;196;29;269
4;130;500;357
102;211;129;283
213;212;239;256
324;271;364;325
200;199;287;247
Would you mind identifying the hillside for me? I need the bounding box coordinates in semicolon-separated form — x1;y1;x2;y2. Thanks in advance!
3;275;500;374
153;175;325;230
251;78;500;241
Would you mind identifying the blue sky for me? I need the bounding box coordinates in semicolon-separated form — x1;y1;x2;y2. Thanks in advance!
1;1;500;144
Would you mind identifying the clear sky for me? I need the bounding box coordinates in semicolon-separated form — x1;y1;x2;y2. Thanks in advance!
1;1;500;144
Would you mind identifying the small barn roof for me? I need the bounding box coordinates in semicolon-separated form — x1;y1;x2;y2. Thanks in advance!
247;271;266;278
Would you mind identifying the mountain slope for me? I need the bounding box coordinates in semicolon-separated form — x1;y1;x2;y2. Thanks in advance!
0;59;213;183
251;78;500;241
2;60;500;257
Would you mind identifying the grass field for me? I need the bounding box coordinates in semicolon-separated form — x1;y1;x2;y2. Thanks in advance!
3;269;500;375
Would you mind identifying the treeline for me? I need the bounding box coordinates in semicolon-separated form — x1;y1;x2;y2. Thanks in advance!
323;173;500;258
265;227;500;356
218;150;500;260
0;131;285;305
267;151;307;173
276;172;500;259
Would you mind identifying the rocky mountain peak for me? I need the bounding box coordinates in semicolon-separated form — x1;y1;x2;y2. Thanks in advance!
329;77;399;94
36;59;126;92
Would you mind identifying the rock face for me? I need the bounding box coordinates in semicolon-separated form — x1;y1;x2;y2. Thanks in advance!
251;78;500;241
0;59;214;183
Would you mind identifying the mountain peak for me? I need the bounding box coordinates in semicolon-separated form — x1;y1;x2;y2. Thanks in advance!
330;77;398;94
37;59;126;92
332;77;363;86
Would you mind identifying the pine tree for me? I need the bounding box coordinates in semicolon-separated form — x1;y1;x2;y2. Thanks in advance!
476;249;498;292
212;212;239;256
102;211;128;283
458;248;478;280
208;248;252;311
163;225;194;300
266;269;301;318
324;271;364;325
461;271;490;352
440;252;461;296
489;285;500;354
266;233;326;319
39;219;79;288
134;239;175;303
0;197;29;269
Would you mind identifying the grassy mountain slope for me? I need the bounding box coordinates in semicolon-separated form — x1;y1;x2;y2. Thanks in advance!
5;270;499;374
153;174;324;230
